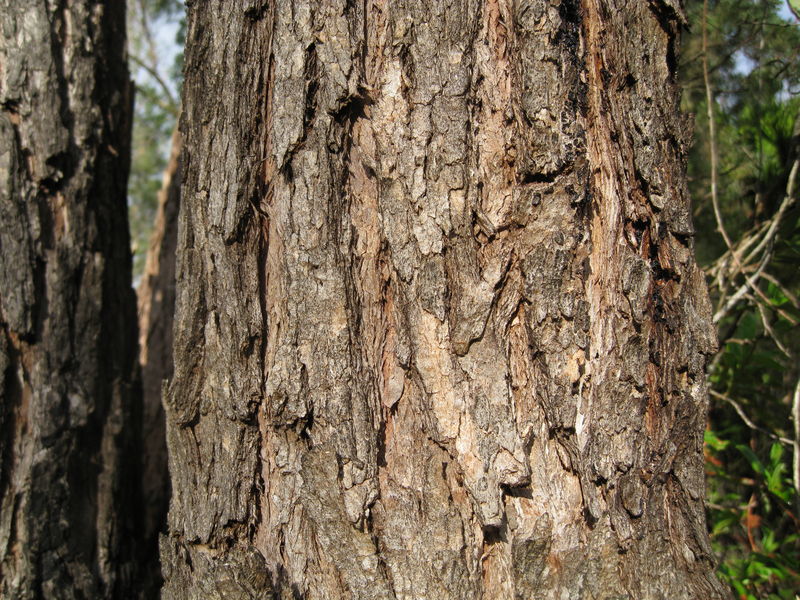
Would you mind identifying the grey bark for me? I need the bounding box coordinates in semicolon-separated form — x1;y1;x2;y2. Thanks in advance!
163;0;728;598
0;1;143;598
137;128;181;593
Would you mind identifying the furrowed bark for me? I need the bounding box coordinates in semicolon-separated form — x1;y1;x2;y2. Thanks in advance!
0;1;142;597
163;0;728;598
137;127;181;595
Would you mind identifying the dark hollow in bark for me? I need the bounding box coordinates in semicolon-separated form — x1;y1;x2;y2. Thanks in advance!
0;2;143;598
163;0;729;598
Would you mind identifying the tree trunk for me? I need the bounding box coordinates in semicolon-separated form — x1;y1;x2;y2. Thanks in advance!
0;2;142;597
163;0;728;598
137;127;181;591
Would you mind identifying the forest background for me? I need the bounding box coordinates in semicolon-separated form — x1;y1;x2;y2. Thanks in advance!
126;0;800;598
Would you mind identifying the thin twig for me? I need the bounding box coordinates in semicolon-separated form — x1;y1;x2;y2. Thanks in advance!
760;271;800;310
708;225;767;280
137;0;160;73
703;0;736;258
713;245;771;323
793;378;800;505
701;2;799;323
709;389;794;446
743;158;799;264
701;0;761;318
756;301;791;358
130;54;179;115
712;156;799;324
788;0;800;21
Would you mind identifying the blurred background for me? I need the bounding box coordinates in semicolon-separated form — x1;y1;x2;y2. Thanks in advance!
681;2;799;598
126;1;800;597
127;0;183;280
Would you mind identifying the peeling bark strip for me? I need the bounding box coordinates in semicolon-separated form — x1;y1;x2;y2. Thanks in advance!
164;0;727;598
0;1;143;598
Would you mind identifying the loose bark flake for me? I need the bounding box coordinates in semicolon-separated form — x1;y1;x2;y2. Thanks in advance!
0;1;143;598
164;0;728;598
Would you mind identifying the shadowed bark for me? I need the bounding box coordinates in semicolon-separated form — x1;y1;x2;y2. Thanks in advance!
162;0;728;598
137;127;181;597
0;1;143;598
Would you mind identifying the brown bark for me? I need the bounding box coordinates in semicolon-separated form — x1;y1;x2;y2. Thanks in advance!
136;127;181;595
0;1;143;598
163;0;728;598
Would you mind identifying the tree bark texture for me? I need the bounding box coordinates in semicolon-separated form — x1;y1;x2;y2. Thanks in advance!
0;2;142;597
163;0;728;598
137;127;181;589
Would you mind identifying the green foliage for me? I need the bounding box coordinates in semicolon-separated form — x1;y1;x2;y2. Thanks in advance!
706;434;800;598
681;0;800;597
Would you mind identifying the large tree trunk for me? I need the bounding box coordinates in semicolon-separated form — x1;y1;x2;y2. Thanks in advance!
0;2;142;597
163;0;727;598
137;127;181;593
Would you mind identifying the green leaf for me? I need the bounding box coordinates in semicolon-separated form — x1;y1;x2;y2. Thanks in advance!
712;512;740;536
737;312;760;341
769;442;784;465
705;429;731;451
736;444;765;475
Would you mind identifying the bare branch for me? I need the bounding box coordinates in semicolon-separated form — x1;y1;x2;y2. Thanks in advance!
703;0;736;264
713;248;771;323
130;54;179;115
756;301;791;358
710;389;794;446
712;157;799;324
743;158;799;265
793;377;800;502
760;271;800;310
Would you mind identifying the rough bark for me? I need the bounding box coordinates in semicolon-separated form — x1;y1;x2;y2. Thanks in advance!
0;2;142;598
137;127;181;595
163;0;728;598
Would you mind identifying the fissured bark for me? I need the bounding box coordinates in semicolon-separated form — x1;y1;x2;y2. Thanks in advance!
163;1;728;598
0;1;143;597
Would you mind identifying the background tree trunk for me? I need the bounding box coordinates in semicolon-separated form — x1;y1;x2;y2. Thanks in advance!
0;2;142;597
163;0;728;598
137;127;181;594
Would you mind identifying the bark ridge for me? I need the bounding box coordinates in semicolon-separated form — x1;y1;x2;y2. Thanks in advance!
163;1;727;598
